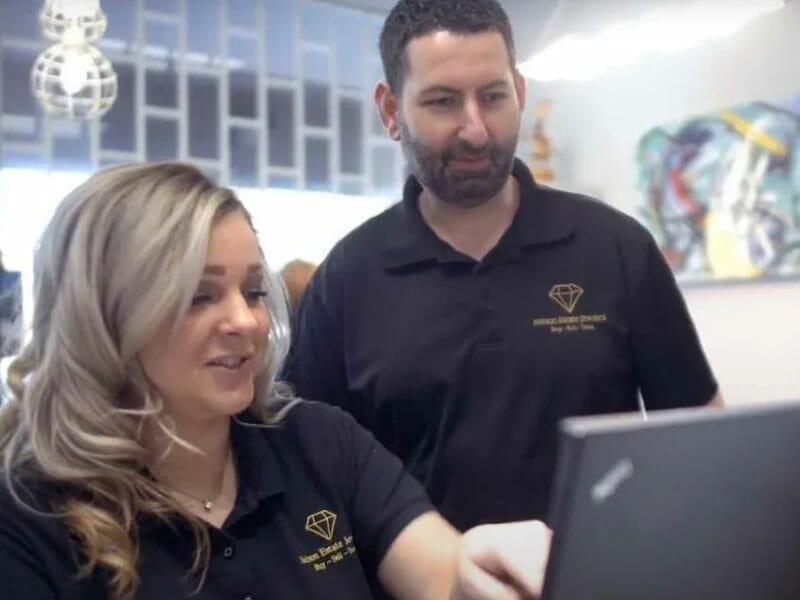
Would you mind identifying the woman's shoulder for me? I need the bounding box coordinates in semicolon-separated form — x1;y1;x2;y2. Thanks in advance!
0;475;104;598
270;398;367;448
0;473;70;544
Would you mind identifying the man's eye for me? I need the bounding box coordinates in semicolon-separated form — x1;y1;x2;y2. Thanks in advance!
426;97;456;108
484;92;507;104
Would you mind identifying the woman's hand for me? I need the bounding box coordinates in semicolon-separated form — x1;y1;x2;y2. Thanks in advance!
451;520;552;600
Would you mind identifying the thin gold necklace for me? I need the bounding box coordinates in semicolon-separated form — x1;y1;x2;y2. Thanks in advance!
160;448;233;512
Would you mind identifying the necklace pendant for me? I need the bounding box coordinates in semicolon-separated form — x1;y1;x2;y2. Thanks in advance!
202;499;213;512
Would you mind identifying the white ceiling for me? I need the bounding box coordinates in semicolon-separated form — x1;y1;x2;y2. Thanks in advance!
323;0;778;62
323;0;561;59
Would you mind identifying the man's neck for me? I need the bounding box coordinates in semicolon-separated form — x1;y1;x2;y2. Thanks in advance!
418;176;520;261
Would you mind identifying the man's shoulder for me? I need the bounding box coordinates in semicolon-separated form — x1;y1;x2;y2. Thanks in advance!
328;200;405;257
537;185;654;246
311;201;404;287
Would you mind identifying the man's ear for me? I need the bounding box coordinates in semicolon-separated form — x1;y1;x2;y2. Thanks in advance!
375;81;402;141
513;68;528;112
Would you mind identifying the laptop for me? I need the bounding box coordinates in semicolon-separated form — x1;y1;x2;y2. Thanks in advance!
543;401;800;600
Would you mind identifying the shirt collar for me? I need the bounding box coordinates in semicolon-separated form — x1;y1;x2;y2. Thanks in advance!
228;411;286;519
380;158;575;269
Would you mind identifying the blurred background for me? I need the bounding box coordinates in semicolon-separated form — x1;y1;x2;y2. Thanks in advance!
1;0;798;405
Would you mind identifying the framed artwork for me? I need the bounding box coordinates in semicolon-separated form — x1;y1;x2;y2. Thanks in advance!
0;270;22;357
636;97;800;282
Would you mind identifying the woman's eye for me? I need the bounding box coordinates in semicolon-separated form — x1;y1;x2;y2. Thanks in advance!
191;293;213;306
245;290;268;303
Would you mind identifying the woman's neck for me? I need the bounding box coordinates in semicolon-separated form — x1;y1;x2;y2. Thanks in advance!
146;415;234;510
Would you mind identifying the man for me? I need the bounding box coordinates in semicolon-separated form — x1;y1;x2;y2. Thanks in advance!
284;0;721;531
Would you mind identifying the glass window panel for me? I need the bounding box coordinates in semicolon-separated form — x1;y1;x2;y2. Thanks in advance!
145;0;178;13
268;88;294;168
339;98;363;175
229;36;258;71
368;15;385;55
199;166;221;183
302;1;332;44
2;47;42;144
146;118;178;161
305;137;330;190
100;62;136;152
227;0;257;29
228;37;257;118
52;120;91;172
304;49;328;84
1;0;40;38
371;146;397;192
145;19;179;54
1;148;45;170
266;0;296;79
229;71;257;118
3;47;38;116
372;106;385;136
268;175;297;189
99;157;134;170
103;0;136;47
146;66;178;108
339;179;364;195
336;9;365;90
369;63;386;135
304;83;329;128
188;75;219;159
1;115;42;145
145;20;179;107
304;51;329;127
229;127;259;187
187;0;221;58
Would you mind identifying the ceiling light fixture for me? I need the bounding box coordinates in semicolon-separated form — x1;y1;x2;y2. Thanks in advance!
30;0;117;119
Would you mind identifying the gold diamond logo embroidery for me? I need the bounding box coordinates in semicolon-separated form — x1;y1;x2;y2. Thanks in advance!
549;283;584;314
305;509;337;541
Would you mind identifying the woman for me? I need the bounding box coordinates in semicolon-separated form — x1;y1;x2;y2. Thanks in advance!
0;163;549;600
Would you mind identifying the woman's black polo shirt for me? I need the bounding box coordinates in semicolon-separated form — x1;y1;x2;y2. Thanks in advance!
284;158;718;531
0;401;433;599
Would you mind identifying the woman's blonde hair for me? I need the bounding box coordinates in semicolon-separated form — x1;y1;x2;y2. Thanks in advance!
0;162;291;599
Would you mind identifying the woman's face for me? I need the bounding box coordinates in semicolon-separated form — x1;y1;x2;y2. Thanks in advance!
139;210;271;424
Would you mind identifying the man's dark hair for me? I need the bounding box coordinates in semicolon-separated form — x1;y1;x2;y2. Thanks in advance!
379;0;516;93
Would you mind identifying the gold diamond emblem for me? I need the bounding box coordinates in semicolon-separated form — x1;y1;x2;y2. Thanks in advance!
549;283;584;314
305;509;337;541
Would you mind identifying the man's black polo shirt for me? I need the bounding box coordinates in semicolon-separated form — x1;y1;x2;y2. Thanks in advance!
0;401;432;599
284;158;717;531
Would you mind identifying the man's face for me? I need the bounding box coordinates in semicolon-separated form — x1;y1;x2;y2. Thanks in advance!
391;30;525;207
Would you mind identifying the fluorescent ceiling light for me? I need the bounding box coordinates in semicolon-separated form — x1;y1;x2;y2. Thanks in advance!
518;0;784;82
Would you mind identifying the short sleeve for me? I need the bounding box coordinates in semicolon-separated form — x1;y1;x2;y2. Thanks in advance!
289;402;434;575
624;233;718;410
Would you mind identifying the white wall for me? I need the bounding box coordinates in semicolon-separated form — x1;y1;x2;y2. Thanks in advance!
531;2;800;405
0;169;392;338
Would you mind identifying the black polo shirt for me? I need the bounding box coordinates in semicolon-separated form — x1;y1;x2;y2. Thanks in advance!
0;401;432;599
283;158;718;531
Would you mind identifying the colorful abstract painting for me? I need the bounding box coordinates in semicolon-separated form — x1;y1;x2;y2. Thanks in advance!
636;98;800;281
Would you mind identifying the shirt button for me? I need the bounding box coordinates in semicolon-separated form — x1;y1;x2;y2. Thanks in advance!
223;545;235;559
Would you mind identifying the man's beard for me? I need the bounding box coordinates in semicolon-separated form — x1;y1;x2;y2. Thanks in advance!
400;122;518;208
